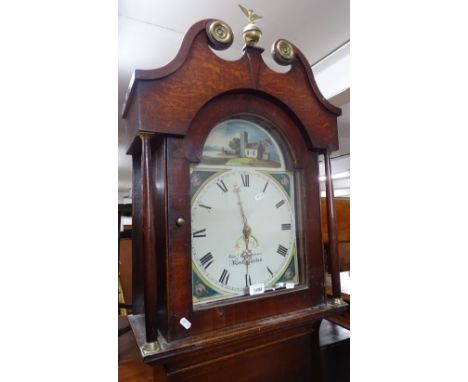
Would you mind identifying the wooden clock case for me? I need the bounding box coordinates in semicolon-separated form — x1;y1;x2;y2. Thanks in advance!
122;19;347;382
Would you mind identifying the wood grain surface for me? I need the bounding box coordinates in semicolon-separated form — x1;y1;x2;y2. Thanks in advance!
122;19;340;154
122;18;345;381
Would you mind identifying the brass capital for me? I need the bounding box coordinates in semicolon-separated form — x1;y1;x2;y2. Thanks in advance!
138;132;153;142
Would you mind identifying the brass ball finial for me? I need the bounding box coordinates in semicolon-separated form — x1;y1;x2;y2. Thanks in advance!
239;4;262;46
243;24;262;46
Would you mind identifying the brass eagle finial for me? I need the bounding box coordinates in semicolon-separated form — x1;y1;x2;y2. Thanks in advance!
239;4;262;24
238;4;263;46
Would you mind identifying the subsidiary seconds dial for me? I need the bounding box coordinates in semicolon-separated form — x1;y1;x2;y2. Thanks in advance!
191;169;296;295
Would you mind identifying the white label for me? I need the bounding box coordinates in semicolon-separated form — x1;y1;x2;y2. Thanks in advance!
249;283;265;295
275;282;284;288
285;283;295;289
179;317;192;330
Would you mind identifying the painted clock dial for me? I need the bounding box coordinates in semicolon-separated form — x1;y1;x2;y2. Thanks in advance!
191;119;300;305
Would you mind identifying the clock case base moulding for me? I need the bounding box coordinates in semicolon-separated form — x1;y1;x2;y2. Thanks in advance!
128;303;348;365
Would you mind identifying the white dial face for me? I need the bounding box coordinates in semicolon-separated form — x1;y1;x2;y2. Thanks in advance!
191;168;297;298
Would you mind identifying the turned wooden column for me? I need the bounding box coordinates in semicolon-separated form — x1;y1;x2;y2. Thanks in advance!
140;133;159;346
323;151;342;301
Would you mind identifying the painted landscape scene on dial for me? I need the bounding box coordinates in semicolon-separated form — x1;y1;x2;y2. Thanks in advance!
200;120;285;169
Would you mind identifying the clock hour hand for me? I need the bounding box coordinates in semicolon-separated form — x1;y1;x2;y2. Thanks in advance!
233;184;259;261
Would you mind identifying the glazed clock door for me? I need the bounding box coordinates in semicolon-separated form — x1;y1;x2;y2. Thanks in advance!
190;119;301;305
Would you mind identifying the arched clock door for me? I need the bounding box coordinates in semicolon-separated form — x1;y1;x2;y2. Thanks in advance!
165;93;326;340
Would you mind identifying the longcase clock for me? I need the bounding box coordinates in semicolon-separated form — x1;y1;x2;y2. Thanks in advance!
122;12;347;382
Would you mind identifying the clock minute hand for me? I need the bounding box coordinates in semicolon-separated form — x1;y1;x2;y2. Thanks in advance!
233;185;252;267
233;184;248;227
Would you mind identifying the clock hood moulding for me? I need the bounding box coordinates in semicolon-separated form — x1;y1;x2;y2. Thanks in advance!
122;19;342;154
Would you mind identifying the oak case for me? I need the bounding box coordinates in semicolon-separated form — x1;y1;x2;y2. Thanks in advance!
122;18;346;381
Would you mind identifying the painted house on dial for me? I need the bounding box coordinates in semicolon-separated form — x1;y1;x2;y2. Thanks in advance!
239;131;270;160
